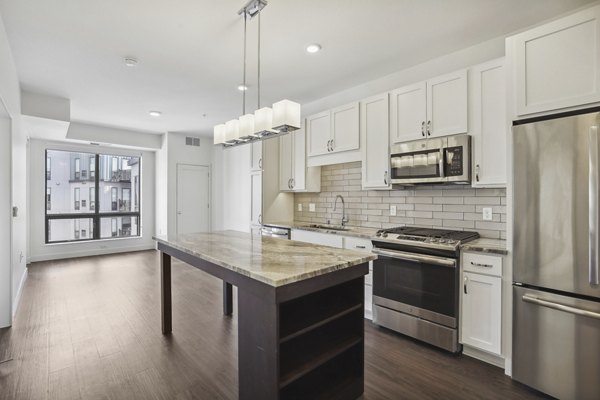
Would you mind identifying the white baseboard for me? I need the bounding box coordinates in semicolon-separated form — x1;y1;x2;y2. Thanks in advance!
463;345;505;369
12;268;28;317
364;308;373;321
28;244;156;263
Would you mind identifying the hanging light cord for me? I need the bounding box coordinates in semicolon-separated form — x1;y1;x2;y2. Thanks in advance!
242;12;247;115
257;11;261;109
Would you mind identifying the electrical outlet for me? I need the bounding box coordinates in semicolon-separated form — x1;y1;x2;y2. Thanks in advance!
390;205;397;216
297;203;302;212
309;203;316;212
482;207;493;221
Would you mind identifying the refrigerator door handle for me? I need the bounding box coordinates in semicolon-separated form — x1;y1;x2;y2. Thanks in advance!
523;294;600;320
590;126;600;285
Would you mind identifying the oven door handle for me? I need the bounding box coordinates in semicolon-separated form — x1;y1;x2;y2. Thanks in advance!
372;248;456;268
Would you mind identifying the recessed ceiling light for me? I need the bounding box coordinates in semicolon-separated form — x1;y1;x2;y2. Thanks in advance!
149;111;162;117
124;57;138;67
237;84;249;91
306;44;322;54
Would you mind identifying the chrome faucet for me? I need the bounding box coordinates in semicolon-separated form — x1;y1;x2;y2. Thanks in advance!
333;195;349;227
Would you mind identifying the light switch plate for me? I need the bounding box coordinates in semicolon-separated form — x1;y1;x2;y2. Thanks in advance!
390;205;397;216
482;207;493;221
309;203;316;212
297;203;302;212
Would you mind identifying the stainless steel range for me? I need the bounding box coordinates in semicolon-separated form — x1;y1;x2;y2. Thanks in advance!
371;227;479;353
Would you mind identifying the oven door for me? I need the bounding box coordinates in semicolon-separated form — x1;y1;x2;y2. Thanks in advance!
372;248;458;328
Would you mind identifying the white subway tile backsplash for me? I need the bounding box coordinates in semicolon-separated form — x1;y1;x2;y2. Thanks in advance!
294;162;506;237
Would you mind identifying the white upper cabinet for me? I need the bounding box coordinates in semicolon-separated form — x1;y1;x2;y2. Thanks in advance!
361;93;391;190
331;102;360;153
250;171;262;226
280;125;321;192
390;70;467;144
469;58;507;187
250;141;262;171
307;110;331;157
307;102;360;157
390;82;427;143
511;5;600;115
426;70;468;137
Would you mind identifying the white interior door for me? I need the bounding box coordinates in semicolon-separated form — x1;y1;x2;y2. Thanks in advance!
177;164;210;235
0;114;11;327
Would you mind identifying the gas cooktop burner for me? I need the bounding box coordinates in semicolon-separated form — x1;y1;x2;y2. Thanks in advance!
373;226;479;249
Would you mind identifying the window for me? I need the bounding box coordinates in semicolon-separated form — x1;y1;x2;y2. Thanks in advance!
90;187;95;210
90;156;95;179
74;188;80;210
111;187;118;211
45;149;141;243
74;158;81;180
46;157;51;180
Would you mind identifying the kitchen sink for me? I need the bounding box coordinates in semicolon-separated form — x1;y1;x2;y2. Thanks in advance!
307;224;350;231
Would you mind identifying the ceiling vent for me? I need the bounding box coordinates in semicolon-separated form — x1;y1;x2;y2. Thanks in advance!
185;137;201;147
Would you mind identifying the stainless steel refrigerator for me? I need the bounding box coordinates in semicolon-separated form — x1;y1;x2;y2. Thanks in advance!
513;109;600;400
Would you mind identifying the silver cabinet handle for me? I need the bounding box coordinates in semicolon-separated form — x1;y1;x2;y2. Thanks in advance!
384;171;388;185
523;295;600;320
475;164;480;182
470;261;493;268
258;214;262;224
258;158;262;169
464;275;468;294
589;126;599;285
327;139;332;152
355;245;366;249
421;121;425;137
331;139;334;151
427;120;431;136
288;178;292;189
372;248;456;267
290;178;294;189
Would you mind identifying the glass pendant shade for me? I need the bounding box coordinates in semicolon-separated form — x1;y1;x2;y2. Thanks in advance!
239;113;256;139
225;119;240;142
272;99;301;132
213;124;226;145
254;107;275;136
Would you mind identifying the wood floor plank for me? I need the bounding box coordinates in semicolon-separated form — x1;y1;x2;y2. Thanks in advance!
0;250;550;400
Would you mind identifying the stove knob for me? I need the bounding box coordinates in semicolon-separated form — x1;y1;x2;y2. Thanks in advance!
439;239;447;243
376;231;382;237
382;233;388;238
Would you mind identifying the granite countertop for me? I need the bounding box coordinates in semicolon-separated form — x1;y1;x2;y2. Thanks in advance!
263;221;378;239
153;231;376;287
460;238;508;255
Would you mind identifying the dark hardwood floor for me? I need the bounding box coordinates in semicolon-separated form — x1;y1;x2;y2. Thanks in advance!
0;250;548;400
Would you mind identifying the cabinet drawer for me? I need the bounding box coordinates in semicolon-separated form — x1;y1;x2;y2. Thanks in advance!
463;252;502;277
344;237;373;252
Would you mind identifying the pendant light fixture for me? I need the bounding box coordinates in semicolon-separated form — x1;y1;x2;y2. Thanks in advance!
214;0;301;146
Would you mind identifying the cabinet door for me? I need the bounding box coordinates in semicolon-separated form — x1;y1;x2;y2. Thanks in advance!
307;110;331;157
331;102;360;153
470;59;507;187
292;127;306;191
512;5;600;115
290;229;344;248
361;93;390;189
462;272;502;355
250;171;262;226
250;141;262;171
279;133;293;191
390;82;427;143
426;70;468;137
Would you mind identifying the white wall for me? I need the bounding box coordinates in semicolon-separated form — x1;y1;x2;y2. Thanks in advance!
219;144;252;233
155;133;168;236
0;12;27;327
28;139;156;261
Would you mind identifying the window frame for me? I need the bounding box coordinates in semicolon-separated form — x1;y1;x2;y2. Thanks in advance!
44;149;142;244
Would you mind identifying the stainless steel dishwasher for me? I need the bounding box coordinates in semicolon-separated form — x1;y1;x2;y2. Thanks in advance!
260;225;291;240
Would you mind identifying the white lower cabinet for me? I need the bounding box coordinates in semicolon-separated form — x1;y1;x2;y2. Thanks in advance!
290;229;343;248
460;252;502;356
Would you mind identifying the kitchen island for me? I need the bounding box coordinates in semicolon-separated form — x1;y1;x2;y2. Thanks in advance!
154;231;376;400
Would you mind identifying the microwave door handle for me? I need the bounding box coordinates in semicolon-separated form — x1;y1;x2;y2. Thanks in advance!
590;126;600;285
439;148;445;178
372;248;456;268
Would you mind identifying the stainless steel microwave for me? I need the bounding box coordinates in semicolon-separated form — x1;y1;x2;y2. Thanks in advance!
390;134;471;185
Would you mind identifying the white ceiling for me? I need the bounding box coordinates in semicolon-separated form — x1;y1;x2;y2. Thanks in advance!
0;0;595;136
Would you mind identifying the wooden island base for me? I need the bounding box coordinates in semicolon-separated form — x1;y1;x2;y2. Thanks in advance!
158;241;368;400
